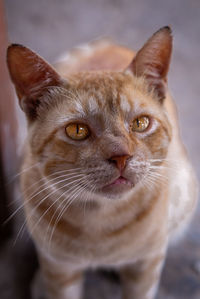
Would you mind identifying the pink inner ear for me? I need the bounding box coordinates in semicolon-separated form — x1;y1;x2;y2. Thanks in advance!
7;44;63;118
7;44;62;99
126;27;172;101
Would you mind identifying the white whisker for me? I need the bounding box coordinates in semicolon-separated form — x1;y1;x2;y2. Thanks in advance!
43;176;91;246
7;163;40;184
13;174;85;245
7;166;83;207
47;179;93;251
5;170;84;225
83;183;96;217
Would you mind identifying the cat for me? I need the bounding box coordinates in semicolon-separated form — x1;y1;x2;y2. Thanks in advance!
7;26;198;299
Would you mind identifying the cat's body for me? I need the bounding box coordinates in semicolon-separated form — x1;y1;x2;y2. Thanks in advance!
7;27;198;299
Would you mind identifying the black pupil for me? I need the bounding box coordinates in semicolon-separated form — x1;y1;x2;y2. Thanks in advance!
136;119;140;127
76;125;79;134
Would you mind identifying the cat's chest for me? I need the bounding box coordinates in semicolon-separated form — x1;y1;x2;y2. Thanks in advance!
40;197;167;266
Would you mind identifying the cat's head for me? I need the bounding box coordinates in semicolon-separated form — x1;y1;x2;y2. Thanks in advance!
7;27;172;200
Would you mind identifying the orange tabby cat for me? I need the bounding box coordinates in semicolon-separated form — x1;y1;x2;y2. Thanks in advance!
7;27;198;299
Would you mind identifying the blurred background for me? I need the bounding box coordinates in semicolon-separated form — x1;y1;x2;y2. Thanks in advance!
0;0;200;298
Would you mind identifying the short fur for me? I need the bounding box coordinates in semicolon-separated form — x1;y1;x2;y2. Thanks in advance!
7;27;198;299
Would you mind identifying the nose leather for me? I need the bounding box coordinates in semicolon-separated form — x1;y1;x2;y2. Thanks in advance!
109;155;130;171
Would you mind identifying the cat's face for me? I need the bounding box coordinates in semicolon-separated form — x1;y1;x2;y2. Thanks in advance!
7;27;173;200
28;72;171;200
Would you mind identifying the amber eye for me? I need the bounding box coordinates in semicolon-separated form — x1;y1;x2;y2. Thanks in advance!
131;116;150;132
65;123;90;140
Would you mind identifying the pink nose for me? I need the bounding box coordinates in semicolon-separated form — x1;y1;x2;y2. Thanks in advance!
109;155;130;171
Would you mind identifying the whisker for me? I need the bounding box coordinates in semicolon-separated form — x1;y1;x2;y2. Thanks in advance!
7;163;40;185
5;170;84;224
47;179;93;251
149;164;180;174
83;183;96;217
148;171;169;181
40;176;90;246
149;158;182;170
29;174;87;231
7;167;83;208
143;176;157;192
142;177;153;192
13;175;86;245
146;172;168;189
50;178;92;230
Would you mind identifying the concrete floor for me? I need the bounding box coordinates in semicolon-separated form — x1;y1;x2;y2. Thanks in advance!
2;0;200;298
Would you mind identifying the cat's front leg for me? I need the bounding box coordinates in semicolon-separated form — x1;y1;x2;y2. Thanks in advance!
119;254;165;299
39;255;83;299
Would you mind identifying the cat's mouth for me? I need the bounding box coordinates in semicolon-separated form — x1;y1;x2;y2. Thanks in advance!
107;176;132;187
101;176;133;195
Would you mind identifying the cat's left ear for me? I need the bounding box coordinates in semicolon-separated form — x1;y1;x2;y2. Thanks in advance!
125;26;172;102
7;44;64;119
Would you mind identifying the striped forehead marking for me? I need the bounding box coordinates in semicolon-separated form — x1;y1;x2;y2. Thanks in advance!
87;96;101;114
120;94;132;113
70;93;134;118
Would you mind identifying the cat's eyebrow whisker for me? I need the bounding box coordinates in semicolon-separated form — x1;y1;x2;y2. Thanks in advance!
5;171;85;225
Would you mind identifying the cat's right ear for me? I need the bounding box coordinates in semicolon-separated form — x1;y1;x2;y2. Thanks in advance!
7;44;64;120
